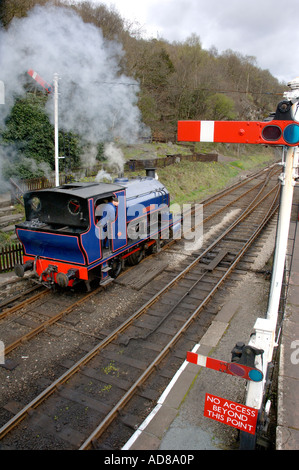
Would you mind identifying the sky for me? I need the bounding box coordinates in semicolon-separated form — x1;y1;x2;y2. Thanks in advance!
89;0;299;85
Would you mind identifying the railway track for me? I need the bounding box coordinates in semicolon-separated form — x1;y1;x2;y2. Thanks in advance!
0;279;46;313
0;165;280;449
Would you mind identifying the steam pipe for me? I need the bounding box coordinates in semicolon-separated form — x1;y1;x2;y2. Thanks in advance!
145;168;156;178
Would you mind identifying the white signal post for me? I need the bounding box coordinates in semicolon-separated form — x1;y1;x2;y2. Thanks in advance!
0;80;5;104
53;73;59;187
245;81;299;414
178;78;299;443
245;144;297;412
27;70;60;187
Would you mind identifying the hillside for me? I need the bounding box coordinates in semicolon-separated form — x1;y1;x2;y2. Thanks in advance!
120;142;279;204
0;0;285;182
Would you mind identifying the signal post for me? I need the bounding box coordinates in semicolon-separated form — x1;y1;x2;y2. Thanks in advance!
179;78;299;448
27;70;60;187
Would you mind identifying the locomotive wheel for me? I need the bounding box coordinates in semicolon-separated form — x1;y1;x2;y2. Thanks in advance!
126;248;144;266
109;257;122;278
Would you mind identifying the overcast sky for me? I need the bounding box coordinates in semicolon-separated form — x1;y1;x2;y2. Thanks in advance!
90;0;299;85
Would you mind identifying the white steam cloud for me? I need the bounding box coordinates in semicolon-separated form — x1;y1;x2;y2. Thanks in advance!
104;142;125;173
0;4;147;145
95;143;125;182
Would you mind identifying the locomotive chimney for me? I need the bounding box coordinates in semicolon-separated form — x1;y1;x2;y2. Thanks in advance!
145;168;156;178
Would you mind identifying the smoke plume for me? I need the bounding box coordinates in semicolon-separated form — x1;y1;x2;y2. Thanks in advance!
104;142;125;173
0;4;147;149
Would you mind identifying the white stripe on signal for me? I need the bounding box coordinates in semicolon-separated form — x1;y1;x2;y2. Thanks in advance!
195;353;207;367
200;121;215;142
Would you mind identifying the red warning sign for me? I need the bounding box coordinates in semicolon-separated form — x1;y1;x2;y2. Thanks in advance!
204;393;258;435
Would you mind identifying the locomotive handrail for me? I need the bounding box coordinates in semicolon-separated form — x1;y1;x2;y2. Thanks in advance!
9;178;24;206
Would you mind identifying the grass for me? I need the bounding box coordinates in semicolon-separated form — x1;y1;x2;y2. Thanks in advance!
123;144;278;205
0;232;11;246
121;142;192;160
155;161;239;205
82;141;279;205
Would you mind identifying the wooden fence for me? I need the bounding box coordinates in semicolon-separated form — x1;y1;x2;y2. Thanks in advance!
0;243;23;273
125;152;217;172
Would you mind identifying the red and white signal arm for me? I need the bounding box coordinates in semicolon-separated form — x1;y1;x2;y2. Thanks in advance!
28;69;52;94
186;351;263;382
178;119;299;147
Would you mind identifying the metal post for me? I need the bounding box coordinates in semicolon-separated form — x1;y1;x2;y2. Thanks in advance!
245;145;297;412
267;146;296;325
53;73;59;187
0;80;5;105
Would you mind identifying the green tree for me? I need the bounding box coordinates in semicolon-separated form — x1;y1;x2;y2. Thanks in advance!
70;1;125;41
1;93;81;178
205;93;237;120
2;94;55;166
128;39;175;137
0;0;49;27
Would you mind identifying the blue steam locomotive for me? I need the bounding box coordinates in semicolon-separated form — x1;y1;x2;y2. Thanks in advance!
14;170;180;289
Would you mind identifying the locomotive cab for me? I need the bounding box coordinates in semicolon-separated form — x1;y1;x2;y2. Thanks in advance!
94;190;127;255
22;187;90;232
